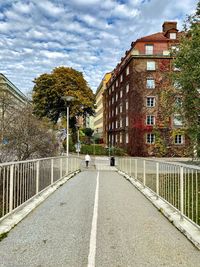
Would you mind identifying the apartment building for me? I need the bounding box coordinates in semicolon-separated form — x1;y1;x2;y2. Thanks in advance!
104;22;189;156
94;72;111;142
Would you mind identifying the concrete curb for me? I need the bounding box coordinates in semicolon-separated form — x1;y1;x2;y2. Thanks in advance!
0;170;80;237
118;170;200;250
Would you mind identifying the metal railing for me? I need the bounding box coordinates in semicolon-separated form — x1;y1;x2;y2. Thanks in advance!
0;156;81;220
117;157;200;227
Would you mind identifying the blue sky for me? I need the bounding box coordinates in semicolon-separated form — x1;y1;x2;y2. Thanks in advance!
0;0;198;94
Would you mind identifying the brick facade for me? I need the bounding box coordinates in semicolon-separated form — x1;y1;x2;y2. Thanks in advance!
104;22;190;156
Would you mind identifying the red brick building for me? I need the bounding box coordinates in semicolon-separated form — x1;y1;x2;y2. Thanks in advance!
104;22;190;156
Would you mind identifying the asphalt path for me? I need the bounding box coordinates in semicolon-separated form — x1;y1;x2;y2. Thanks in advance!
0;169;200;267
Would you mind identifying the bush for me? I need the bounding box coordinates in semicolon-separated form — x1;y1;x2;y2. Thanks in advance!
80;144;126;156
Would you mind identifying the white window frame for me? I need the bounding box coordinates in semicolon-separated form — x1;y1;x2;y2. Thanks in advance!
146;115;155;125
126;133;129;143
120;133;122;143
146;133;155;144
120;118;122;127
126;84;129;93
116;93;118;101
120;74;123;82
126;116;128;126
126;101;128;110
126;66;129;75
120;90;123;98
147;61;155;71
173;114;183;126
146;97;155;107
120;105;123;113
146;78;155;89
145;44;154;55
175;134;184;144
170;33;176;40
116;106;118;115
116;121;118;128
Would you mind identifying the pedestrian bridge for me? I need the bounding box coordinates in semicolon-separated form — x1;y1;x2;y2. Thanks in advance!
0;156;200;266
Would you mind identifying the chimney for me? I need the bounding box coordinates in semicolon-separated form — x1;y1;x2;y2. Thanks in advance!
162;21;177;32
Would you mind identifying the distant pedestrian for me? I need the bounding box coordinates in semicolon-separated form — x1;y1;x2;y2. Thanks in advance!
85;154;91;168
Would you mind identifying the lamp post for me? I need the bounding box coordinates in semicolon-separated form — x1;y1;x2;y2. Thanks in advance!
62;96;75;156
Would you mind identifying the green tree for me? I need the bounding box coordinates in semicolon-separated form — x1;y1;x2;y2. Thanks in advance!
32;67;95;123
173;2;200;156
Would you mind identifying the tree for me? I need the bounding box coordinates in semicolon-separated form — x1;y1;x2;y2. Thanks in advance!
32;67;95;123
172;1;200;156
0;104;58;162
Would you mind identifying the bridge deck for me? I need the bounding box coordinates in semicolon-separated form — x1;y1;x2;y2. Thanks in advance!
0;169;200;267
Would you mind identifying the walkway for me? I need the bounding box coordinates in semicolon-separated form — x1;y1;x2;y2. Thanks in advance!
0;170;200;267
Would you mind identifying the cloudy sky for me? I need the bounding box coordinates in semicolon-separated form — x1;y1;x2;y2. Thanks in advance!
0;0;198;95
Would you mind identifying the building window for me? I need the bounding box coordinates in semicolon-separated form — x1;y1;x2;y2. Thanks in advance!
116;80;118;87
126;116;128;126
116;93;118;101
146;133;155;144
126;84;129;93
173;115;183;126
175;135;184;144
116;106;118;115
147;61;155;71
120;90;123;98
146;79;155;89
120;105;123;113
120;133;122;143
175;97;182;107
112;122;114;129
120;74;123;82
146;115;155;125
126;66;129;75
170;33;176;39
116;121;118;128
126;101;128;110
145;44;153;55
112;97;114;104
171;45;179;52
174;81;181;89
112;110;114;117
146;97;155;107
120;118;122;127
126;133;129;143
109;89;111;95
116;134;118;143
112;85;114;92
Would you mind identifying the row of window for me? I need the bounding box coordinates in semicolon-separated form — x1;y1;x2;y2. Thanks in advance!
108;114;183;129
147;134;183;144
109;67;130;93
109;133;184;145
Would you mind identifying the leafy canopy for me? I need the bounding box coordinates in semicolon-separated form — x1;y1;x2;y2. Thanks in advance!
32;67;95;123
173;1;200;150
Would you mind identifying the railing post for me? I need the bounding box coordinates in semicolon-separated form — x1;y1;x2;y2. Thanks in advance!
66;157;69;174
180;166;184;220
156;162;159;199
60;157;63;178
143;160;146;186
51;159;54;184
9;165;14;213
36;161;39;194
135;159;137;179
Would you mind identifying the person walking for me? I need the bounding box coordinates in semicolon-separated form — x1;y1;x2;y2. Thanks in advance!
85;154;91;168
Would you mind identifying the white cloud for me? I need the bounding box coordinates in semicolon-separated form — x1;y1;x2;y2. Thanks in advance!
0;0;199;94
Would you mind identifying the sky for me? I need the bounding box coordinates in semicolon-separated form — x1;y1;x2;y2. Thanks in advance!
0;0;198;95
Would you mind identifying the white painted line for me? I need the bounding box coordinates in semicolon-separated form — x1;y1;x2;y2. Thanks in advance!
88;171;99;267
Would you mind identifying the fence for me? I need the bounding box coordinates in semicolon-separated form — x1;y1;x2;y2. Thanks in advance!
117;157;200;227
0;156;81;220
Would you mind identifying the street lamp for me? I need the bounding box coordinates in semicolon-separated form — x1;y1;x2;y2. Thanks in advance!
62;95;75;156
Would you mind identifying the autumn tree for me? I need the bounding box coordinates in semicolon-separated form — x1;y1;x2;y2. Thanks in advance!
32;67;95;123
172;1;200;156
